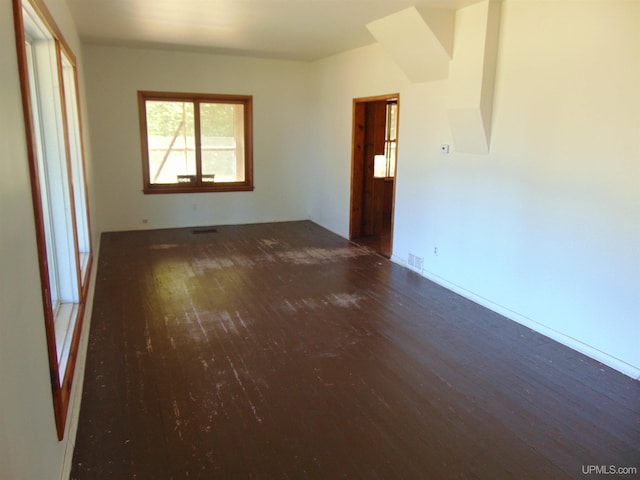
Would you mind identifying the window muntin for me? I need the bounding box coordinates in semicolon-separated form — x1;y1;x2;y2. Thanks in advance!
139;92;253;193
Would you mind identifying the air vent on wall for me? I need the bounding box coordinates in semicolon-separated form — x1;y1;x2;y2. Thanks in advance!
408;253;424;272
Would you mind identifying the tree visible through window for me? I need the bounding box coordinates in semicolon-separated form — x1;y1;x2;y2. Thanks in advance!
138;91;253;193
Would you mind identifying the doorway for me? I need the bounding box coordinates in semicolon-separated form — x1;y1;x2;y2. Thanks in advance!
350;94;399;257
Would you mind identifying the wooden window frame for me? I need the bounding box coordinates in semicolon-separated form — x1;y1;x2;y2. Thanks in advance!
13;0;93;440
138;91;254;194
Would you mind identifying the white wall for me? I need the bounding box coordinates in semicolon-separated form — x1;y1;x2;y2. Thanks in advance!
310;0;640;378
0;0;97;479
308;44;414;234
83;45;314;232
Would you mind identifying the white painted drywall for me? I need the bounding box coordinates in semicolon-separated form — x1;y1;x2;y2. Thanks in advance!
308;43;414;236
366;6;452;83
83;45;314;232
447;0;502;153
0;1;97;479
310;0;640;377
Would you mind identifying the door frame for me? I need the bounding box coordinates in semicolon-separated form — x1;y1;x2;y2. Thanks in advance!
349;93;399;253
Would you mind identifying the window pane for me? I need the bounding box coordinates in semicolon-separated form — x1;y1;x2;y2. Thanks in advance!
388;142;397;177
384;101;398;178
200;102;245;182
26;45;59;314
145;101;196;184
26;37;79;307
388;103;398;140
61;53;91;278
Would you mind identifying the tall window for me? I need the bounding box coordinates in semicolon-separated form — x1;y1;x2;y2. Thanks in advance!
14;0;93;440
373;99;398;179
138;91;254;193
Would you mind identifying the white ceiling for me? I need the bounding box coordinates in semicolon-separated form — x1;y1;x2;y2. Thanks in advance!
66;0;479;61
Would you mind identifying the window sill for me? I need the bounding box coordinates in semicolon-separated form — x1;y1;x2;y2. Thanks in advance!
143;184;255;194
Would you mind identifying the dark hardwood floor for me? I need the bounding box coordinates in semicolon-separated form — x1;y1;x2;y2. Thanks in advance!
352;212;392;257
71;221;640;479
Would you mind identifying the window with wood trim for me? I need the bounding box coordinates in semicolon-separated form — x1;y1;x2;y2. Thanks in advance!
373;99;398;179
13;0;93;440
138;91;254;194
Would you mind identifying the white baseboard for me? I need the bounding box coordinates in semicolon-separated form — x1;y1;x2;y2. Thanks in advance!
390;255;640;381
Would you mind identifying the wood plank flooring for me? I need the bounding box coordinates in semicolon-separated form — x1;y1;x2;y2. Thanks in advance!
71;221;640;479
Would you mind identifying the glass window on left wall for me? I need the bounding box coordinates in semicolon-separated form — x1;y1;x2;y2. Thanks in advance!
14;0;93;440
